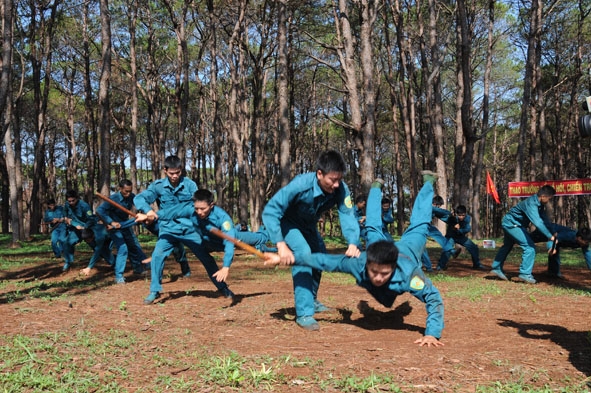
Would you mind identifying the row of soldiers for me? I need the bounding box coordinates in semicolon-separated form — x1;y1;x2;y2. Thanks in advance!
43;177;274;286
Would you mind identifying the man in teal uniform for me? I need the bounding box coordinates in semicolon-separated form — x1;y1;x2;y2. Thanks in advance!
530;225;591;278
437;205;484;270
134;155;233;304
44;198;67;258
97;179;148;283
62;190;97;271
80;225;115;275
265;171;445;347
189;189;239;284
490;185;557;284
262;150;360;331
421;196;454;272
235;224;278;253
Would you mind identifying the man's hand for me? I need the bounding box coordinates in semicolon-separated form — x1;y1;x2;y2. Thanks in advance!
548;234;558;255
80;267;93;276
110;221;121;229
213;267;230;282
414;335;444;347
263;253;281;266
135;211;158;225
345;244;360;258
277;242;295;265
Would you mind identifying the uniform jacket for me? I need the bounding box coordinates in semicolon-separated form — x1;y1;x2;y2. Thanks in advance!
262;172;359;244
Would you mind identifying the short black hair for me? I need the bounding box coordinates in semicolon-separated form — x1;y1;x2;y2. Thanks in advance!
381;197;392;205
355;194;367;204
47;198;56;205
432;196;444;206
119;179;132;188
65;190;79;199
366;240;399;268
164;155;183;170
192;189;214;204
537;185;556;197
455;205;467;215
81;228;94;241
577;227;591;242
316;150;347;174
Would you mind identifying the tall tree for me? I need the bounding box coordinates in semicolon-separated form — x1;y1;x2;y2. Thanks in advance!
98;0;112;196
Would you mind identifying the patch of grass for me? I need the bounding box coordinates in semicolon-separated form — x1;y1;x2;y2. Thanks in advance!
325;373;403;392
476;381;591;392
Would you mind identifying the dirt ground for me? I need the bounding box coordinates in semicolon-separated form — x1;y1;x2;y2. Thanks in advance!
1;249;591;392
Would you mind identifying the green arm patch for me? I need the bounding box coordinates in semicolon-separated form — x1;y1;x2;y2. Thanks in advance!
410;275;425;290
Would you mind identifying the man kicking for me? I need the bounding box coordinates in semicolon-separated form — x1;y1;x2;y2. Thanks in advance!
265;172;445;347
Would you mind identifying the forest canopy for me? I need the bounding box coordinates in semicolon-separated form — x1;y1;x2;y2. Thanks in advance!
1;0;591;243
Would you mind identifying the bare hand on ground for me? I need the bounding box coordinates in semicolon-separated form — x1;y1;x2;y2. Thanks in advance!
414;335;444;347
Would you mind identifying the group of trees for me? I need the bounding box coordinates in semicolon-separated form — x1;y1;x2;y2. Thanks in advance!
0;0;590;246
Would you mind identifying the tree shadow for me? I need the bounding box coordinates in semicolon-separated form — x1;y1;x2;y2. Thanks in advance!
498;319;591;376
160;290;271;308
269;300;423;334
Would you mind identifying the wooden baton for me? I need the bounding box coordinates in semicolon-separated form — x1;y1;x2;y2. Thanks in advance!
94;192;137;218
209;227;266;259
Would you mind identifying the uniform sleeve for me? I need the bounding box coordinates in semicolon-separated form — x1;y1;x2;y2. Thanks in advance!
458;216;472;235
298;252;366;280
336;183;360;245
96;195;117;225
208;208;237;268
406;268;445;338
524;198;553;239
134;184;159;214
262;181;298;244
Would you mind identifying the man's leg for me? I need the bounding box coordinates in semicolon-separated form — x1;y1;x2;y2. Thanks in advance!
110;230;128;283
51;230;62;257
123;229;148;274
395;179;435;261
185;237;231;294
282;227;323;330
490;229;515;280
145;234;177;303
62;230;79;270
461;237;483;269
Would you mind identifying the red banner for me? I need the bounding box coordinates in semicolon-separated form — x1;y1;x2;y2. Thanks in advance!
508;178;591;197
486;171;501;204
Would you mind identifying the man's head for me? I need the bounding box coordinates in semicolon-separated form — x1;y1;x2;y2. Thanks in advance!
455;205;467;221
381;197;392;212
81;228;95;243
355;194;367;208
432;196;444;207
65;190;80;207
164;155;183;187
192;189;215;220
537;185;556;204
365;240;399;287
316;150;347;194
47;198;56;209
119;179;133;198
576;227;591;247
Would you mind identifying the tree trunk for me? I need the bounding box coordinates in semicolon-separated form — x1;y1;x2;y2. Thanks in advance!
98;0;112;196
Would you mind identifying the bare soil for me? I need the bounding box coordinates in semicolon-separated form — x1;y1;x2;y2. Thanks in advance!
1;249;591;392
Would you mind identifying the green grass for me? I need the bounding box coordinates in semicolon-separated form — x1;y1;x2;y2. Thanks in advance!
1;233;590;392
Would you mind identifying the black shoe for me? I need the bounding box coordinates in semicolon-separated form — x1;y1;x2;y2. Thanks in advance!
220;288;235;299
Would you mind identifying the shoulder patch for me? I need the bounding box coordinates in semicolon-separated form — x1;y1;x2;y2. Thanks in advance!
410;275;425;290
344;195;353;209
222;220;232;232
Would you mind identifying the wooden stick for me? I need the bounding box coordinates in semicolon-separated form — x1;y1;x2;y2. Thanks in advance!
94;192;137;218
209;227;266;259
